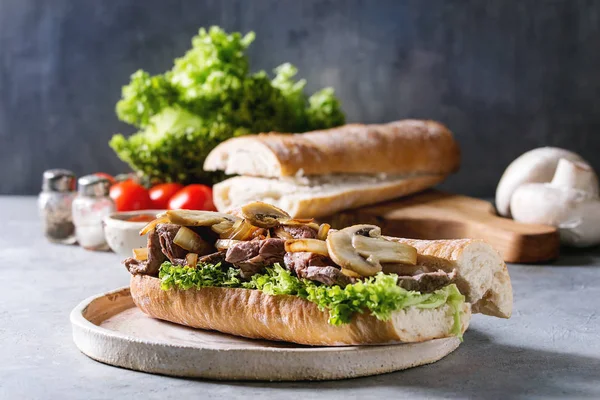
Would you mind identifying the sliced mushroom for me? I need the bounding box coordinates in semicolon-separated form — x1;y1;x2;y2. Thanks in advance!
340;268;362;278
281;219;320;231
352;235;417;265
326;225;383;276
326;224;418;277
166;209;240;227
241;201;291;228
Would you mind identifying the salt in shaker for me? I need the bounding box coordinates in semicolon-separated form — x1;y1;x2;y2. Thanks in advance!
38;169;77;244
72;175;116;251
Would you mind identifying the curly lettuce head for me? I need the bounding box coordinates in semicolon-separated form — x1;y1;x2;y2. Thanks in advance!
111;26;345;184
110;107;235;184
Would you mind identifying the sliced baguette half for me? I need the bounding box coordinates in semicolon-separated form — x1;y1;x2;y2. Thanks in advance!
213;174;445;218
204;120;460;178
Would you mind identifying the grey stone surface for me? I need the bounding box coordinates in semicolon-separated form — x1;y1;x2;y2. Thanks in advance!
2;1;600;196
1;197;599;399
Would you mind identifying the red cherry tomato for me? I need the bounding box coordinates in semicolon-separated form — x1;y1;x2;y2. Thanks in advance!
94;172;116;185
109;181;152;211
168;184;215;211
149;183;185;209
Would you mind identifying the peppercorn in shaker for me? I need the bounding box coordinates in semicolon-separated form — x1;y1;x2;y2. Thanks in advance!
38;169;77;244
72;175;116;251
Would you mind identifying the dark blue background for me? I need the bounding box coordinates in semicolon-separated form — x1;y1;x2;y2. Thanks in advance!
2;0;599;195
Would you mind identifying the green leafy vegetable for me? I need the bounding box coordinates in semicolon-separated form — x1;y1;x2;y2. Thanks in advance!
159;261;244;290
158;262;465;338
111;26;345;184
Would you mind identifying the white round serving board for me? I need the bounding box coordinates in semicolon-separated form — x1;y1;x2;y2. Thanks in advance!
71;286;461;381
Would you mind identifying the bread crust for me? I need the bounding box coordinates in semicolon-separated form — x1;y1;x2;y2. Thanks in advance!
386;238;513;318
204;120;460;178
213;174;445;218
130;275;471;346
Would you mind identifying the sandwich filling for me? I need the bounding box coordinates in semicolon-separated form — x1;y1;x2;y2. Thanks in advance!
124;203;465;337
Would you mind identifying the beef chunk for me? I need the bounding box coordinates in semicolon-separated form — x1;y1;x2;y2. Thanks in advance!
124;224;224;275
225;238;285;278
156;224;188;265
304;266;352;286
280;225;318;239
397;270;457;293
198;251;229;266
284;252;352;286
123;229;167;276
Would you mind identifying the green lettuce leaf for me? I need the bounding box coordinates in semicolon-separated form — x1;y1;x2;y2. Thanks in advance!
158;262;465;338
111;26;345;184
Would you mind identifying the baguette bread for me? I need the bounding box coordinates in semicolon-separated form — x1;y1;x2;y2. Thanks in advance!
204;120;460;178
213;174;445;218
386;238;512;318
131;275;471;346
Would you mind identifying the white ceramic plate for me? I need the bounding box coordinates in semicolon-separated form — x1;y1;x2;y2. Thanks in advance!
70;286;461;381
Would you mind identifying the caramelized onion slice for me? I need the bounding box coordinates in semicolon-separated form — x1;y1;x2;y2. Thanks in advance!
273;226;294;240
215;239;242;251
227;219;260;240
139;216;170;236
132;247;148;261
211;219;236;235
285;239;329;257
173;226;212;255
317;223;331;241
185;253;198;268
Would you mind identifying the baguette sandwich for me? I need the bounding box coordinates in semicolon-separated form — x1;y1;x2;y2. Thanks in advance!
204;120;460;218
124;202;512;346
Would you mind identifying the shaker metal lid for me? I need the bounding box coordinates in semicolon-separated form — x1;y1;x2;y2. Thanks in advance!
42;169;76;192
78;174;111;197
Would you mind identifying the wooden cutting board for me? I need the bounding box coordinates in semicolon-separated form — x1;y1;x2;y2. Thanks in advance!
327;190;559;263
71;286;461;381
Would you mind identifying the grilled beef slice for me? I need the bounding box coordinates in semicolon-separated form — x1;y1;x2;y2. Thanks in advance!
155;224;188;266
198;250;229;266
397;270;457;293
281;225;318;239
123;229;167;276
284;252;352;286
225;238;286;278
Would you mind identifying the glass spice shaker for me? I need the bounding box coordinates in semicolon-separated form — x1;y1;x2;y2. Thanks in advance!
38;169;77;244
72;175;116;251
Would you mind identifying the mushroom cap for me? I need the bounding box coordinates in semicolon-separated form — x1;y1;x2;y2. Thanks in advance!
326;225;383;276
495;147;588;217
240;201;291;228
510;183;600;247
